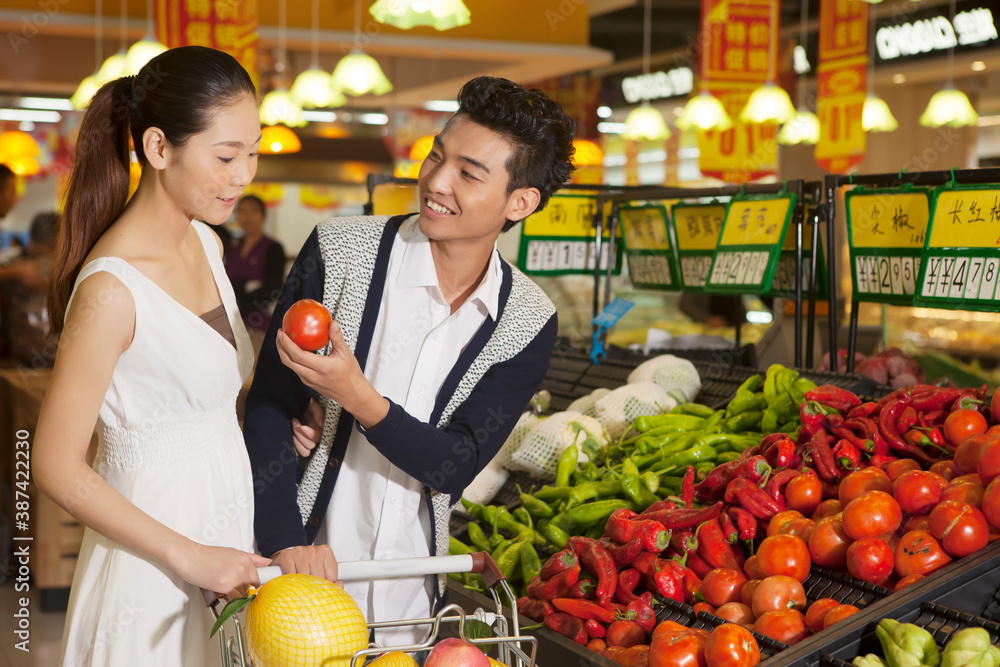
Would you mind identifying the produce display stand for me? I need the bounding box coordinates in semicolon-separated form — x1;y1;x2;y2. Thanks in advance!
826;167;1000;373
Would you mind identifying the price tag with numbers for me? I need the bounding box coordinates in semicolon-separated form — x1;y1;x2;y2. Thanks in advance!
671;201;726;292
914;185;1000;312
845;187;930;306
517;193;622;276
769;211;830;300
704;193;797;295
619;204;680;291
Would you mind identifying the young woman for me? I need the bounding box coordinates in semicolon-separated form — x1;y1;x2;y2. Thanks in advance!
34;46;270;665
225;194;286;353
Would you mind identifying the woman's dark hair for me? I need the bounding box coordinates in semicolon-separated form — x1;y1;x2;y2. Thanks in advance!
452;76;576;231
0;164;14;189
49;46;256;332
237;194;266;217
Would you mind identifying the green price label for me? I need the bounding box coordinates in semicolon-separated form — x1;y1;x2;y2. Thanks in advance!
671;202;725;292
517;193;622;276
619;204;680;290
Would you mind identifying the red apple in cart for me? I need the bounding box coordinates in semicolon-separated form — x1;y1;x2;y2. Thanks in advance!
424;638;490;667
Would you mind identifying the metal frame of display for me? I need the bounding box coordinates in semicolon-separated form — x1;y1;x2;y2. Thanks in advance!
593;179;819;368
825;167;1000;373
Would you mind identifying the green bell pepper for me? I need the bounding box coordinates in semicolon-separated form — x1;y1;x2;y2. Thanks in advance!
876;619;940;667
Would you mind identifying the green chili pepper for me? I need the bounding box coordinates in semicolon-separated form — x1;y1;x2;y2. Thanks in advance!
694;461;716;481
736;374;764;395
545;523;569;548
567;479;621;507
677;403;717;418
633;434;699;466
658;475;683;495
449;536;473;555
550;512;573;532
482;505;498;527
533;485;574;502
794;377;818;394
519;542;542;585
467;522;490;551
725;391;767;418
461;497;486;521
641;470;660;494
621;458;641;478
696;410;726;434
621;473;660;509
622;424;686;446
649;445;718;474
565;498;632;531
724;410;764;433
494;540;521;580
717;450;741;463
633;413;706;433
519;492;555;519
575;461;599;483
555;445;578;488
513;507;534;531
495;508;533;539
488;530;506;550
761;407;780;434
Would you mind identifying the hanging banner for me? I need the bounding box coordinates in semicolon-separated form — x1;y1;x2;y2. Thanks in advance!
156;0;259;85
815;0;867;174
698;0;779;183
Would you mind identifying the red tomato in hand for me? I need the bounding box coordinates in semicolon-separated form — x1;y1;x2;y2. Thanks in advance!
753;610;811;645
751;575;806;616
757;535;811;582
884;458;922;482
846;537;894;584
894;530;952;578
954;434;990;475
805;598;841;633
842;490;902;540
808;517;851;570
786;475;823;515
700;569;748;608
893;471;943;514
705;624;761;667
945;409;988;448
839;467;893;506
281;299;332;351
928;499;989;557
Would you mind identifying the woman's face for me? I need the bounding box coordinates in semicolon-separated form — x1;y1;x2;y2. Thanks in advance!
159;95;261;226
236;199;265;236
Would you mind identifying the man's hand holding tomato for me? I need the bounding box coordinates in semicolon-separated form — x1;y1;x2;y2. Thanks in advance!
276;319;390;432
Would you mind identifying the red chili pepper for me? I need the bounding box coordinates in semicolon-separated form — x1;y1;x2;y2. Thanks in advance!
651;563;685;603
527;565;581;601
625;600;656;634
725;477;787;519
870;431;891;456
640;501;723;530
847;402;879;420
800;401;832;436
696;519;744;570
552;598;617;624
672;560;703;604
833;440;862;470
803;430;841;481
826;413;845;429
539;548;579;581
641;499;682;515
614;569;653;607
764;468;800;503
728;506;758;540
668;529;699;561
871;454;899;469
601;534;643;568
953;390;987;411
896;406;918;434
584;618;606;640
567;537;618;606
693;459;745;502
517;597;555;622
718;512;738;543
545;612;588;645
831;425;869;452
925;427;947;449
880;396;939;464
739;455;772;484
603;508;640;544
805;385;862;413
685;549;714;578
637;520;670;553
570;578;597;600
681;465;696;506
920;410;949;428
910;386;962;412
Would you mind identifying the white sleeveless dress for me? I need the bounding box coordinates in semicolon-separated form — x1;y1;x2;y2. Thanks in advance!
60;221;255;667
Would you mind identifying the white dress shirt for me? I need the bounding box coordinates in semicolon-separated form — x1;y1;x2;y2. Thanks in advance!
318;215;502;647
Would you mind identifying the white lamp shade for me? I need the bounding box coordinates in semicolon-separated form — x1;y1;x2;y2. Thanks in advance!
863;95;899;132
259;89;307;128
290;68;346;108
331;52;393;97
739;83;796;124
369;0;471;30
777;109;821;144
676;91;733;131
623;104;671;141
919;88;979;128
71;75;102;110
124;39;167;75
97;52;127;79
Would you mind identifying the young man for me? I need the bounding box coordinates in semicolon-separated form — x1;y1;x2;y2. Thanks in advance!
244;76;574;644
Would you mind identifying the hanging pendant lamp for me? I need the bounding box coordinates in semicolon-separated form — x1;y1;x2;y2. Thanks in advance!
331;0;393;96
677;90;733;132
861;8;898;132
740;0;795;124
260;0;305;127
920;0;978;127
778;0;819;144
369;0;471;31
291;0;346;108
624;0;670;141
259;126;302;154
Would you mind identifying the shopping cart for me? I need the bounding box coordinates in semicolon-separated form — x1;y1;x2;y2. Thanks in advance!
205;552;537;667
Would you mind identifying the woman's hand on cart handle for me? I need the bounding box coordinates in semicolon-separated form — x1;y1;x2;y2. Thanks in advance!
177;544;270;603
270;544;340;583
291;398;325;458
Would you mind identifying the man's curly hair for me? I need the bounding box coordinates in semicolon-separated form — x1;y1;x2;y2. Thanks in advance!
452;76;576;231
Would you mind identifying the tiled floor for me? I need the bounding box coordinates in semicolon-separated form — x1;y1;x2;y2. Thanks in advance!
0;580;67;667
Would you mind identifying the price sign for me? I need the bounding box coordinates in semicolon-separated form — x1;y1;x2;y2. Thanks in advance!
914;185;1000;311
705;193;797;295
845;188;931;305
619;204;680;290
769;219;830;299
517;193;622;276
671;202;726;292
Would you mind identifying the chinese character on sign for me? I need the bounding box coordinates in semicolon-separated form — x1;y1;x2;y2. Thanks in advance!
748;49;768;72
835;23;848;47
725;48;747;71
687;217;700;239
185;20;212;45
184;0;212;20
214;23;239;48
991;196;1000;224
868;204;884;236
757;206;767;224
848;18;864;45
739;208;750;232
949;199;964;225
969;200;985;225
726;22;748;45
749;22;769;46
765;225;777;236
891;205;914;232
214;0;239;21
702;215;715;237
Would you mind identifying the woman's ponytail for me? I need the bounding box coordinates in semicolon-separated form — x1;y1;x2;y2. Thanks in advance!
48;76;133;333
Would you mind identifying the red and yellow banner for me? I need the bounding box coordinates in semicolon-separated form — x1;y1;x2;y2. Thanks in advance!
815;0;867;174
698;0;778;183
156;0;259;86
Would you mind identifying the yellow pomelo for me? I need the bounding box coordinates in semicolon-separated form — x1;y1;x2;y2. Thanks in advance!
370;651;419;666
243;574;368;666
488;658;509;667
